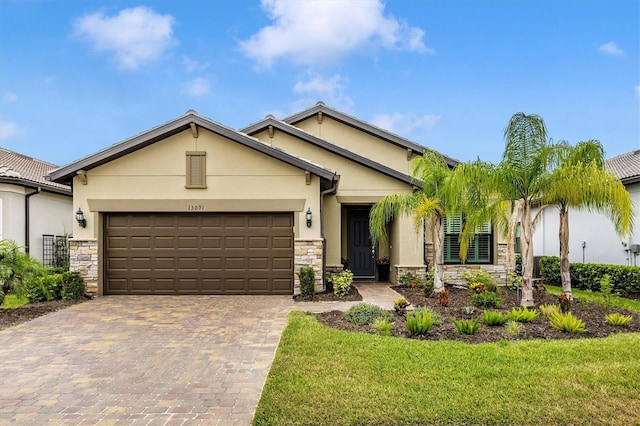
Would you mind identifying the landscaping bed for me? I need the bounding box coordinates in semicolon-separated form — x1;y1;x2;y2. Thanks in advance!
316;285;640;343
0;299;84;331
293;285;362;302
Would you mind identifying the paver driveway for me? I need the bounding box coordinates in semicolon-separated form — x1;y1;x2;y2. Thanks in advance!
0;296;297;425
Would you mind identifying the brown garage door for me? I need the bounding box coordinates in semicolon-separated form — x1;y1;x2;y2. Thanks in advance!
104;213;293;295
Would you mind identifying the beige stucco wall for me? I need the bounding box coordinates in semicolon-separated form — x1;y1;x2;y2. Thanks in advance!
290;116;419;174
72;128;322;240
0;184;72;262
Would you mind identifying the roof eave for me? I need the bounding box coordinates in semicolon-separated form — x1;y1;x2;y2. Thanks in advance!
0;177;72;196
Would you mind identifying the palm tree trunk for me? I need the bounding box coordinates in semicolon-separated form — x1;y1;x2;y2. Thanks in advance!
506;200;524;272
559;204;572;298
433;216;445;292
520;200;535;307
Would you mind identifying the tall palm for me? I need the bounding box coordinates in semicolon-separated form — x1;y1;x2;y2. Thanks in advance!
493;113;552;306
369;151;453;292
543;140;634;298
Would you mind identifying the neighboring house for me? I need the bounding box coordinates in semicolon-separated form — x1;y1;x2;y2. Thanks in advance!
533;149;640;266
49;102;510;296
0;148;73;265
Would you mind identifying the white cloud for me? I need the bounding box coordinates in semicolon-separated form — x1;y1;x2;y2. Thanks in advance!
635;85;640;98
598;41;624;56
181;77;210;97
239;0;432;68
3;91;17;102
182;56;210;73
292;73;353;111
371;112;442;135
74;6;176;70
0;119;18;140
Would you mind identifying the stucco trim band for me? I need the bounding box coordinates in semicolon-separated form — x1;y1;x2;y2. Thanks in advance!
87;199;306;212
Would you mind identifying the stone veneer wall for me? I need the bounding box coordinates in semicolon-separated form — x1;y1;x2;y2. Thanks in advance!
69;239;99;295
294;238;324;294
425;242;509;286
394;265;428;285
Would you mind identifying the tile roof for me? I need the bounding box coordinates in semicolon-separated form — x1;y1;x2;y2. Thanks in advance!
605;149;640;184
0;148;71;193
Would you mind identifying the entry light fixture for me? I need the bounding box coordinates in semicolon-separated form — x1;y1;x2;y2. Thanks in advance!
306;208;312;228
76;208;87;228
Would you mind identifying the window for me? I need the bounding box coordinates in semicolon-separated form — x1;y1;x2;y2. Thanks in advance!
444;214;492;264
186;151;206;188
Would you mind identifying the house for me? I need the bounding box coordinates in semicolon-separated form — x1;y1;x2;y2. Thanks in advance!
533;149;640;266
0;148;73;265
49;103;510;296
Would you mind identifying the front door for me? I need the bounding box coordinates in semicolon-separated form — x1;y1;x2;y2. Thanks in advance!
348;208;375;277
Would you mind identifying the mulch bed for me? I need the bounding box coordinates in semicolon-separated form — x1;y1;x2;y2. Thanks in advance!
294;285;362;302
0;299;84;331
316;286;640;343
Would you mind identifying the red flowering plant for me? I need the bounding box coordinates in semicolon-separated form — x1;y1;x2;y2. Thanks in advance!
376;257;390;266
437;289;449;307
559;293;573;313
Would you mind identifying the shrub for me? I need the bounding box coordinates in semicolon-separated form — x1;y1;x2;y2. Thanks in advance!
605;313;632;326
482;310;507;326
539;303;561;318
504;307;538;323
451;318;480;335
25;273;64;303
559;293;572;313
599;274;621;308
549;312;586;333
469;283;486;294
0;239;44;297
470;291;503;309
508;271;523;290
427;308;444;326
436;289;449;307
61;272;86;300
373;318;393;336
344;303;392;326
0;290;4;306
423;268;435;296
539;256;561;285
405;308;434;335
462;270;496;292
299;266;315;297
503;320;523;338
399;272;423;288
393;297;408;312
331;269;354;297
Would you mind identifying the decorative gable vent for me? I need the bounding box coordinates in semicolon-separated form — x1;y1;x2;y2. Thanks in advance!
186;151;206;188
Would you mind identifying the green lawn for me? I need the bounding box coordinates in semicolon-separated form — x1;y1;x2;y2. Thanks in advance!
255;294;640;425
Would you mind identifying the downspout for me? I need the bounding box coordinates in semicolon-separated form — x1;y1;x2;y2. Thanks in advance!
24;187;42;254
320;174;339;291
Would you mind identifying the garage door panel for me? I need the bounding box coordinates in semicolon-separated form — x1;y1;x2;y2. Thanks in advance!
105;213;293;295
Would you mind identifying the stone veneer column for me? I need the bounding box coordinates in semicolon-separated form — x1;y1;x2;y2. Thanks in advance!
294;239;324;294
69;239;98;295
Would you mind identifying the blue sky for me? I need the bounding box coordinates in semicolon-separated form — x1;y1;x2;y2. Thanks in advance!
1;0;638;167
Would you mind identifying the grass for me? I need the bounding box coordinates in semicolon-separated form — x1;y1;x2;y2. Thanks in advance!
546;285;640;313
255;300;640;425
0;294;29;308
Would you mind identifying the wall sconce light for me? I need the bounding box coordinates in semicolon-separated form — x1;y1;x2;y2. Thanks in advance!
306;208;312;228
76;208;87;228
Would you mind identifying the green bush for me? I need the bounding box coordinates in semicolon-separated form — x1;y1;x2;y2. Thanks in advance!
344;303;392;326
331;269;354;297
462;270;496;292
604;313;632;326
504;307;538;323
451;318;480;335
61;272;86;300
299;267;315;297
539;304;561;318
0;290;4;306
393;297;408;311
549;312;586;333
470;291;503;309
482;310;507;326
398;272;423;288
0;239;44;297
405;308;434;335
373;318;393;336
539;256;640;295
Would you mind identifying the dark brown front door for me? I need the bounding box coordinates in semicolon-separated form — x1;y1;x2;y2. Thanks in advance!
104;213;293;295
348;208;375;277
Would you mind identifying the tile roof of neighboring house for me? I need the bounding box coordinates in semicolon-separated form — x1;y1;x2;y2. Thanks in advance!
282;101;459;167
605;149;640;185
0;148;71;194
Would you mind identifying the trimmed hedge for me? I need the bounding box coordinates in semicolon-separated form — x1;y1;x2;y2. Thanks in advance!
299;266;315;297
539;256;640;295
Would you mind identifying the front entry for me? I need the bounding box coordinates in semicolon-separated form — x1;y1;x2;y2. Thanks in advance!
347;207;375;278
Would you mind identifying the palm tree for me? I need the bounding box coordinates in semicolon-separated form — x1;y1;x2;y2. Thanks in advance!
493;113;552;306
369;151;453;292
543;140;634;298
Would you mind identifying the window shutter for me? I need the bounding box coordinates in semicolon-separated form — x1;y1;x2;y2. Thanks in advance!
186;152;206;188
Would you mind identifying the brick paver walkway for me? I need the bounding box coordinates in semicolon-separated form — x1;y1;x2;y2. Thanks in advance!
0;284;400;425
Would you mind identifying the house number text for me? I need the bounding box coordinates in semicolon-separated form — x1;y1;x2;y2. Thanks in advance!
187;204;205;211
